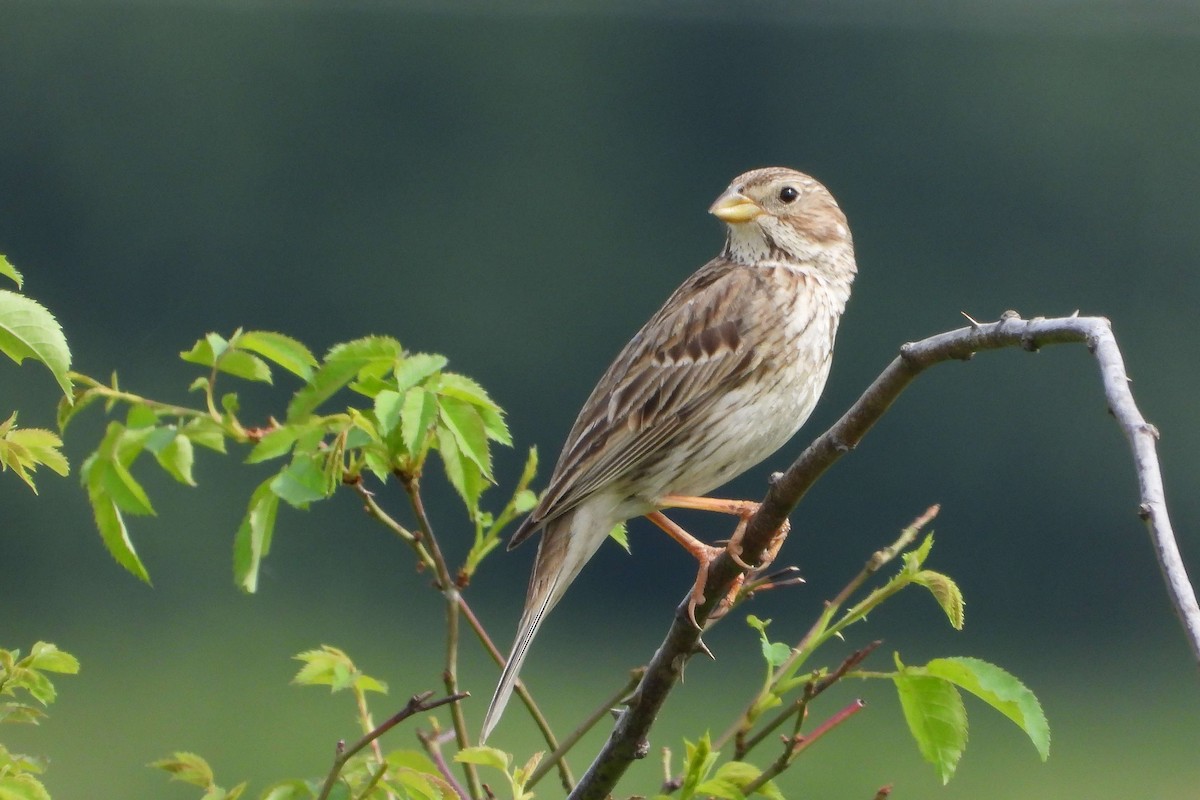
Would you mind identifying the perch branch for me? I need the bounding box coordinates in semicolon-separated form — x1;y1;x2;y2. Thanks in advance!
568;312;1199;800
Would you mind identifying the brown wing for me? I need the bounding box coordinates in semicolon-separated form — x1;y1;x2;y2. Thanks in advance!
509;257;768;547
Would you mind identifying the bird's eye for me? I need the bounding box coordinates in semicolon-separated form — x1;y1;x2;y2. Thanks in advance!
779;186;800;203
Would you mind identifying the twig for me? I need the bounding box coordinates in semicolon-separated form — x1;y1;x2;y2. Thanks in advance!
397;472;483;800
315;691;467;800
569;313;1199;800
418;728;470;800
740;699;867;796
733;641;881;759
717;505;934;753
527;668;646;790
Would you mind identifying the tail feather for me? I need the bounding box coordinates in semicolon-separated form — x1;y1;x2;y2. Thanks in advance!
480;513;611;742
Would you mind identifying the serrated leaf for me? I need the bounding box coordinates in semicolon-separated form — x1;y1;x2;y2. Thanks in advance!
102;459;155;516
374;389;403;436
436;372;500;410
393;353;447;392
88;490;150;583
287;336;403;420
16;670;56;705
245;426;299;464
235;331;317;380
400;387;437;457
179;333;227;366
152;430;196;486
904;532;935;572
181;417;227;453
608;521;630;553
438;396;492;480
0;289;72;397
269;456;329;508
437;424;483;511
0;254;24;288
679;735;720;799
922;657;1050;761
0;703;46;725
233;478;280;593
454;746;509;772
214;350;272;383
3;427;69;483
151;751;214;788
27;643;79;674
893;667;967;784
914;570;965;630
0;773;52;800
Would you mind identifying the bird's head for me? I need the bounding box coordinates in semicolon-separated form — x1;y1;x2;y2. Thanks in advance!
710;167;854;278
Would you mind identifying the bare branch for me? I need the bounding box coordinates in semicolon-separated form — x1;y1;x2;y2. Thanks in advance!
315;691;468;800
569;312;1199;800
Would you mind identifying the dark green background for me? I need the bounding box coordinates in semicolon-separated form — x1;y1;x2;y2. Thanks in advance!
3;2;1198;797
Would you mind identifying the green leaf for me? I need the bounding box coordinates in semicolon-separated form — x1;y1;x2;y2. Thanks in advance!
102;459;156;516
88;489;150;583
438;396;492;480
913;570;965;630
291;646;387;695
126;404;160;429
27;643;79;674
259;781;311;800
607;521;630;553
0;254;24;288
0;289;72;397
181;332;272;383
393;353;448;392
181;417;227;453
679;734;720;800
0;773;52;800
696;761;784;800
150;751;214;788
1;425;69;492
400;387;437;457
893;660;968;784
514;488;537;513
922;657;1050;761
287;336;402;420
179;332;228;367
454;746;509;772
904;532;935;572
233;478;280;593
151;429;196;486
245;426;299;464
373;389;403;436
235;331;317;381
437;424;483;512
269;456;329;508
745;615;790;668
0;703;46;725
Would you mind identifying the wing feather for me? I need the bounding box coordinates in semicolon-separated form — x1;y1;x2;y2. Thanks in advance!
516;259;768;539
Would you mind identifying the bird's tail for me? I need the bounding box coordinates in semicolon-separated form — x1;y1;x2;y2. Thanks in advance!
480;518;605;742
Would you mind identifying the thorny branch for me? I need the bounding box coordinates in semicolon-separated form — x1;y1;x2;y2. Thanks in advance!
568;312;1199;800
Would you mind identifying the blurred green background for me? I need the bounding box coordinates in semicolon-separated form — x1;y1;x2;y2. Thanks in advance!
3;2;1199;797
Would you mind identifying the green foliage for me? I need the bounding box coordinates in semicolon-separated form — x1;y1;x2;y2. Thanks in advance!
0;258;72;491
60;330;533;591
0;643;79;800
893;654;1050;782
456;746;539;800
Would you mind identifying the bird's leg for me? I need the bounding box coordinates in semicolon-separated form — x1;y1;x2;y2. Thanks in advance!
658;495;791;572
644;511;741;627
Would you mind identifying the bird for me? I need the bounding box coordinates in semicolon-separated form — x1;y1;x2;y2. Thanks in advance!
480;167;857;742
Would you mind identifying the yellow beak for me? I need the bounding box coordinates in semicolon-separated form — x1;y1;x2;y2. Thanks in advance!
709;190;762;223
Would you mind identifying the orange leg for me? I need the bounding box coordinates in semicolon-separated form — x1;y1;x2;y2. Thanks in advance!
659;494;791;570
645;511;728;627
